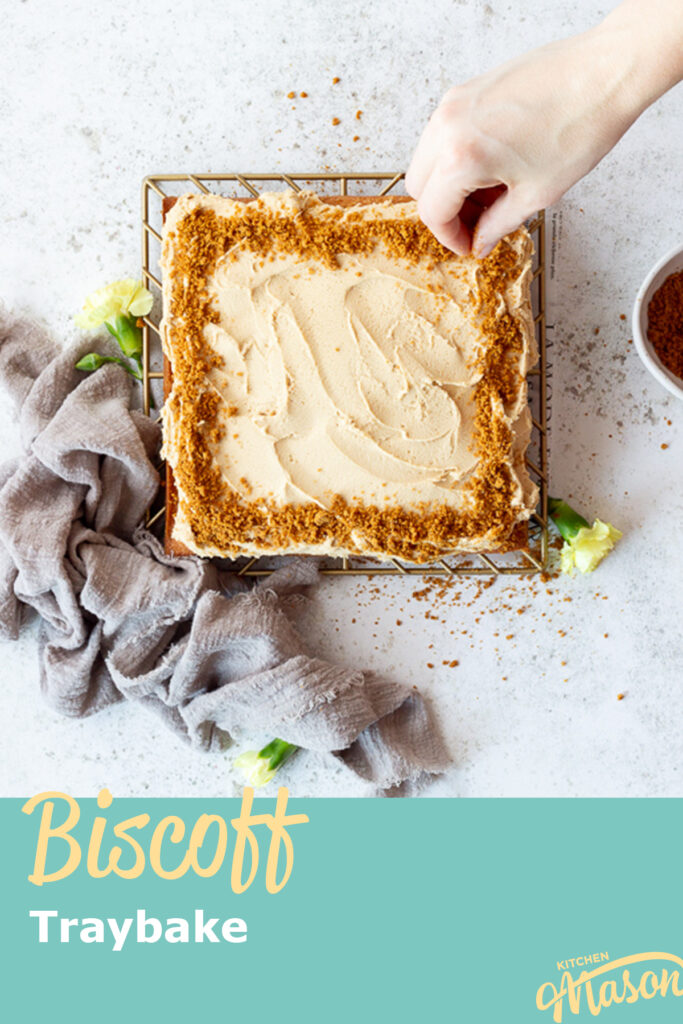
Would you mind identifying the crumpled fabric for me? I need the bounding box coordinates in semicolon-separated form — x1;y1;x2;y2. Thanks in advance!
0;306;450;792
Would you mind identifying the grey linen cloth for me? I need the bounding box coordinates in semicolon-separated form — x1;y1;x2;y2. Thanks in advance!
0;307;449;792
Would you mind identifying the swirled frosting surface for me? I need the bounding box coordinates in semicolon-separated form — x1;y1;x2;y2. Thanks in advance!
161;191;537;558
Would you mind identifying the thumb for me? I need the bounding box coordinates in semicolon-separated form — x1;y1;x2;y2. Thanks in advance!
472;188;538;257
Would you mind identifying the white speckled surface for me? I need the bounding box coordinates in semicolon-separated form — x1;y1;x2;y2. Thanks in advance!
1;0;681;798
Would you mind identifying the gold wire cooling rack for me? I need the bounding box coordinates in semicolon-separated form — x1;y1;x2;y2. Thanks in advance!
140;172;549;577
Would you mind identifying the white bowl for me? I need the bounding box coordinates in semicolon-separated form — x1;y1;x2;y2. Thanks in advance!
632;243;683;400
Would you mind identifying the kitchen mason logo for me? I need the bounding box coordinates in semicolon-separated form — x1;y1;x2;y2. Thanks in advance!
536;952;683;1020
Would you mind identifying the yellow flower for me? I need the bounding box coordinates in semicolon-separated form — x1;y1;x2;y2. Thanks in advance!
75;278;153;329
233;750;276;788
560;520;623;575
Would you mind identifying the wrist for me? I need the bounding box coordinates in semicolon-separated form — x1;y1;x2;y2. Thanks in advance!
594;0;683;115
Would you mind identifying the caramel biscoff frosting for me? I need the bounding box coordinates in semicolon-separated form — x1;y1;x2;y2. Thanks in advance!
160;190;538;562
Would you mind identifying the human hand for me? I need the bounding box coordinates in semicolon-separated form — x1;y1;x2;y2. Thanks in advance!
406;1;683;257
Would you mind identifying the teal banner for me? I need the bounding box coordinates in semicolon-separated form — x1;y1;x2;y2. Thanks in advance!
2;793;683;1023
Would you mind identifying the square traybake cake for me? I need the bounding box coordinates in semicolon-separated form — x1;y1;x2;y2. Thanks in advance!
160;189;538;563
